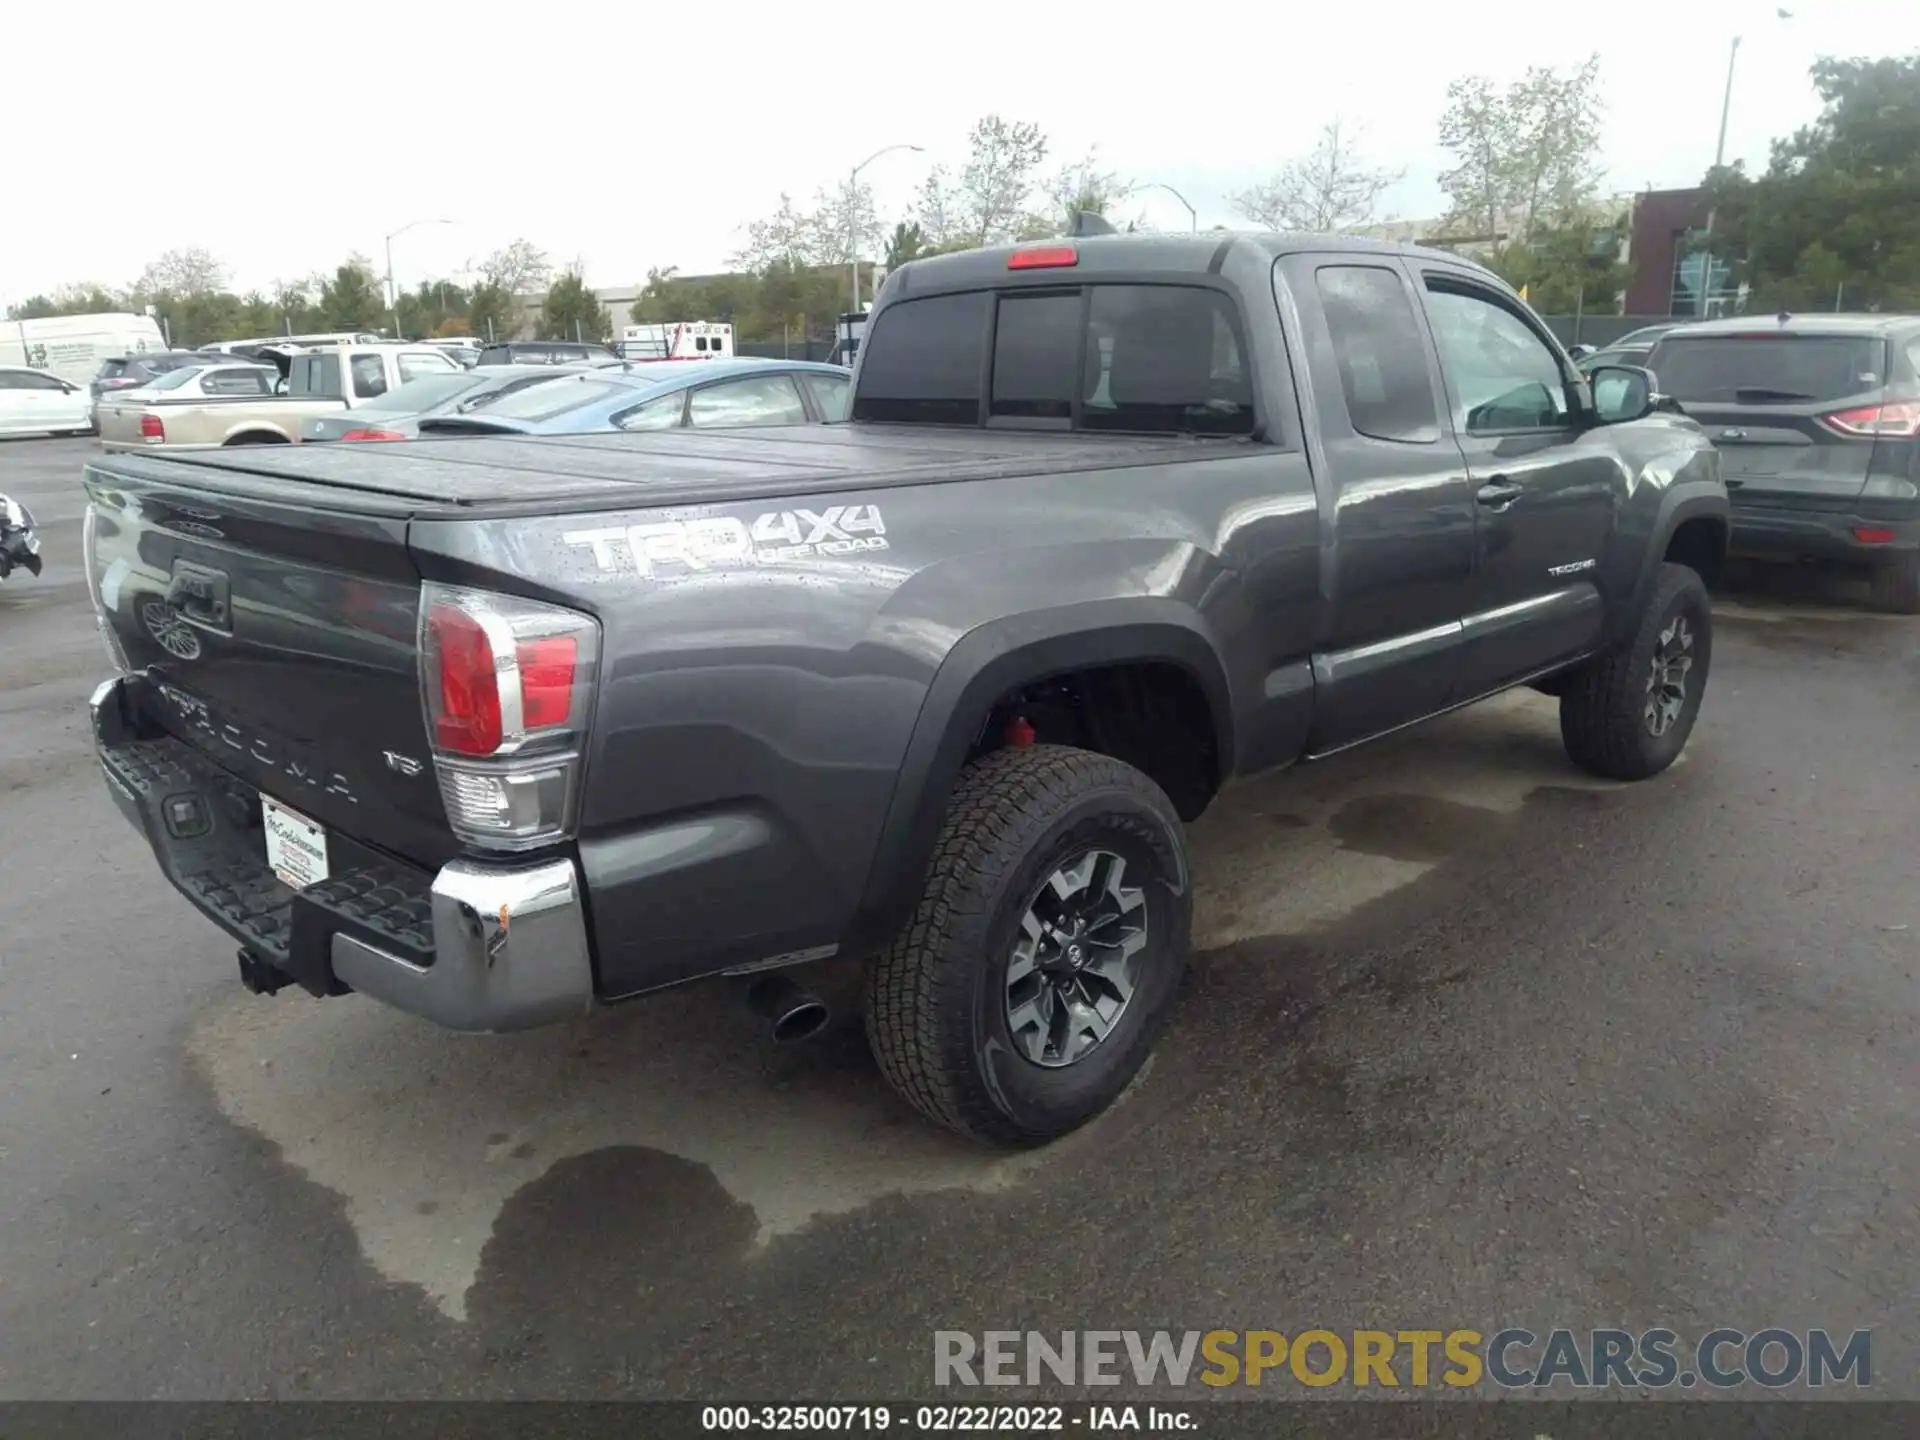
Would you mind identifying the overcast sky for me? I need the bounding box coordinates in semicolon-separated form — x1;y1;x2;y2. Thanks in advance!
3;1;1897;304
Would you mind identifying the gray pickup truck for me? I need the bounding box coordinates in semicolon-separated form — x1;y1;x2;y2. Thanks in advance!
82;232;1729;1145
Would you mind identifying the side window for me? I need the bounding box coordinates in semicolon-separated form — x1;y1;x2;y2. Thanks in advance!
17;371;66;391
0;372;24;389
687;374;809;428
1082;286;1253;435
991;291;1081;420
204;369;273;396
350;353;388;398
852;290;988;424
614;392;687;431
1312;265;1440;444
1422;282;1570;433
804;372;852;422
397;352;454;382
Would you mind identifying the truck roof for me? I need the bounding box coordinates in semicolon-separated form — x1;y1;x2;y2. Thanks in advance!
885;230;1490;295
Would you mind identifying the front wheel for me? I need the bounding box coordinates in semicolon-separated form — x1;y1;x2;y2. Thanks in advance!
1559;562;1713;781
864;744;1192;1146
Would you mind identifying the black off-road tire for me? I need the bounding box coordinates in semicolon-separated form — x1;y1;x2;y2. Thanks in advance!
1868;552;1920;615
1559;562;1713;781
864;744;1191;1147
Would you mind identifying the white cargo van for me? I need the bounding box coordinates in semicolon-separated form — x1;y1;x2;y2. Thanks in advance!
1;313;169;387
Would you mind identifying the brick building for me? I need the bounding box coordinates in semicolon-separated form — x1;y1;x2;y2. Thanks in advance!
1624;187;1737;317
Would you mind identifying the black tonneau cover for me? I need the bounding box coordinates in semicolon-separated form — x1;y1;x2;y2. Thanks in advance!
86;425;1247;518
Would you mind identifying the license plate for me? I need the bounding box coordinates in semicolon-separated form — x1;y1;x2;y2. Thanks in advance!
262;795;330;890
1719;448;1783;476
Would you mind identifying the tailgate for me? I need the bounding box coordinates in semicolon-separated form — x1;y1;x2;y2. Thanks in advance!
84;458;458;871
1652;332;1889;506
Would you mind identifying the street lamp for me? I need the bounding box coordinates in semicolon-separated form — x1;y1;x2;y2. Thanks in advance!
1141;182;1197;233
1714;9;1793;170
385;219;452;336
849;144;923;314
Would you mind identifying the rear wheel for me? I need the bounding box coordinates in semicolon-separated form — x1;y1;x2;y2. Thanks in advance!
1559;563;1713;781
1868;552;1920;615
864;744;1191;1146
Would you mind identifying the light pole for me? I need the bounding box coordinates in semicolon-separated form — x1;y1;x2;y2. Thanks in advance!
1714;10;1792;171
849;144;923;314
1141;182;1197;232
1704;9;1790;316
385;219;451;337
1713;37;1742;171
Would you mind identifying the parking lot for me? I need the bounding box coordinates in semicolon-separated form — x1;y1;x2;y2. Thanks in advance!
2;433;1915;1400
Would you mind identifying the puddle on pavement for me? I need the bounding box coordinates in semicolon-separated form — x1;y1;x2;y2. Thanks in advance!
186;686;1666;1322
1327;793;1502;865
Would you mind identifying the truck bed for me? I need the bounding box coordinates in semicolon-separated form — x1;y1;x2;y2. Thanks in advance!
86;425;1247;517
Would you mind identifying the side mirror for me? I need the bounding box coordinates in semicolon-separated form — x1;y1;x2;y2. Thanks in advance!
1587;364;1662;425
1566;343;1595;361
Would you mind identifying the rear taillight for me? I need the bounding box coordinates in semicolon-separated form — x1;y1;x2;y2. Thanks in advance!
418;583;600;851
1820;401;1920;439
138;414;164;441
341;428;406;442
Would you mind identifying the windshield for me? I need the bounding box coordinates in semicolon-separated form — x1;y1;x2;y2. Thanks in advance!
1650;335;1887;403
464;376;643;422
354;372;485;414
143;367;205;392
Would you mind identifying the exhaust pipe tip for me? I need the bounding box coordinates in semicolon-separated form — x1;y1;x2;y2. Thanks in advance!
746;974;831;1044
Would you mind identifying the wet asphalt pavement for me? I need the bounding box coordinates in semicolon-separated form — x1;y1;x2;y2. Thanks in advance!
0;436;1914;1402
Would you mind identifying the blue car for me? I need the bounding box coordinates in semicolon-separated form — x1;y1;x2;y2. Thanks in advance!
413;356;851;438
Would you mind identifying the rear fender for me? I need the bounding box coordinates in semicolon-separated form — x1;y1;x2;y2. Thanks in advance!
847;598;1233;953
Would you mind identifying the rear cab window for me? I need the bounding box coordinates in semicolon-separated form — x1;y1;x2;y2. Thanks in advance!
854;283;1254;435
1649;333;1888;404
288;354;342;397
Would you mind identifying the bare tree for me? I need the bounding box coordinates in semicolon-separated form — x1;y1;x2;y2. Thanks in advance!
475;239;553;297
954;115;1050;247
1232;118;1402;234
810;176;886;267
1437;75;1513;244
1436;56;1606;248
913;164;961;250
731;193;821;271
136;247;226;297
1027;151;1136;236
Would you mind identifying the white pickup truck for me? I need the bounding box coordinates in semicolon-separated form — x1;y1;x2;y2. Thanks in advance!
96;342;462;451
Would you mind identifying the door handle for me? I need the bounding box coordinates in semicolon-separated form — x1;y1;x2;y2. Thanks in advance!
1476;478;1523;507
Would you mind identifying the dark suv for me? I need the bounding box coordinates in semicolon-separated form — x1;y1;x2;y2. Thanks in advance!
1645;314;1920;611
475;340;619;367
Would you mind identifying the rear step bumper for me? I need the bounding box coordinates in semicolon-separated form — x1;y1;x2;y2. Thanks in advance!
90;676;594;1033
1728;503;1920;562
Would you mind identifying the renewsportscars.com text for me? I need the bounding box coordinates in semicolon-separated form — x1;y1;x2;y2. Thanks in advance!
933;1328;1871;1390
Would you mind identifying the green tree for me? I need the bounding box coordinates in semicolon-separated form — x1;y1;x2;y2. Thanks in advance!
540;269;609;342
395;279;471;340
1496;214;1632;315
467;283;519;343
7;284;125;319
1701;54;1920;312
319;258;387;330
883;222;927;270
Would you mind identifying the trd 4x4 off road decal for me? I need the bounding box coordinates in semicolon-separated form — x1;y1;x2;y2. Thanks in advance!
561;504;889;578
